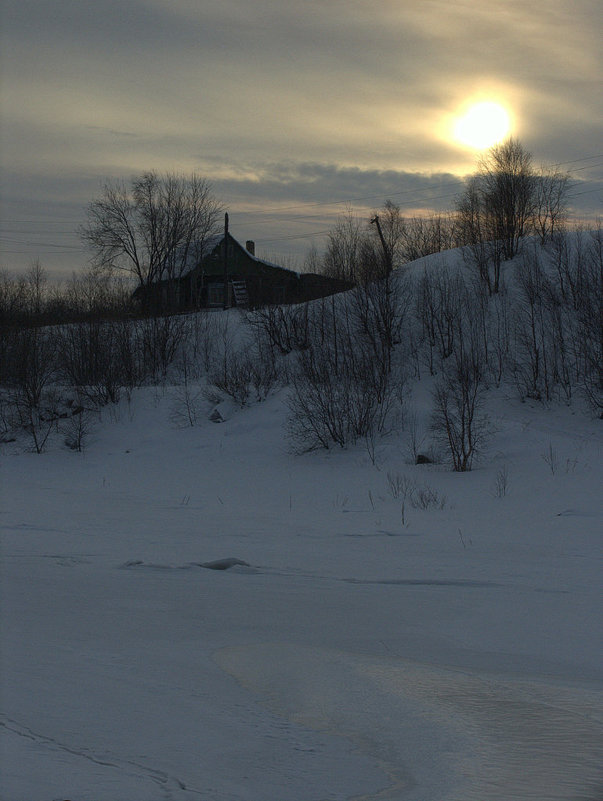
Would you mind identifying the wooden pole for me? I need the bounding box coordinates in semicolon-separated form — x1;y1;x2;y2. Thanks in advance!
223;212;229;309
370;215;392;276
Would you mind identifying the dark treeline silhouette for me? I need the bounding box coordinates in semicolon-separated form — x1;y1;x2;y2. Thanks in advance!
0;139;576;328
1;140;601;459
317;138;572;288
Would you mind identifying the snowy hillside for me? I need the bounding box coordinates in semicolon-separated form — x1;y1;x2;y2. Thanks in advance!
1;237;602;800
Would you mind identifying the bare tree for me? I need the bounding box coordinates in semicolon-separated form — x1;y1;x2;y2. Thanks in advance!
457;177;505;294
24;260;48;319
3;327;58;452
248;303;310;356
56;320;125;405
61;399;97;452
351;268;410;376
400;213;459;263
457;138;538;290
478;137;536;259
287;282;404;452
141;313;187;382
206;326;283;408
62;263;130;321
170;354;205;427
0;269;28;329
534;168;570;244
287;340;397;451
303;244;322;274
0;263;51;328
81;172;223;306
566;228;603;415
581;229;603;416
431;347;490;472
321;208;372;284
416;265;467;369
507;230;601;411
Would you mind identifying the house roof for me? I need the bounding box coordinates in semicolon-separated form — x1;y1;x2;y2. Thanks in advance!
176;234;222;274
189;233;299;278
133;232;301;297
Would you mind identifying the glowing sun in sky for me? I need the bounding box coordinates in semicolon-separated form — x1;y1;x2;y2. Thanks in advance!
453;101;511;150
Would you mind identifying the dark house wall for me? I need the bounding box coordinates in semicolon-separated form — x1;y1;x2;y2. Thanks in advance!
187;236;300;308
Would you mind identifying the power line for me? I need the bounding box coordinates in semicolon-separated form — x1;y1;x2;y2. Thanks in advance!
255;230;332;245
553;154;603;168
2;153;601;257
567;187;603;199
0;237;83;250
568;164;603;175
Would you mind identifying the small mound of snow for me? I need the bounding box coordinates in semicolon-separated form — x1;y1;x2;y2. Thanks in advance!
197;557;250;571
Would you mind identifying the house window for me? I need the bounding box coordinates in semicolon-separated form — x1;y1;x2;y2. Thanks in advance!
207;283;224;306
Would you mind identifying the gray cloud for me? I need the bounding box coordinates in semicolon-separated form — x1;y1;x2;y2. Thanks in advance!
213;162;464;208
1;0;601;274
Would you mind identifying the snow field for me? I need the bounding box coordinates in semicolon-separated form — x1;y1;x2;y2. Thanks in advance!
1;355;602;799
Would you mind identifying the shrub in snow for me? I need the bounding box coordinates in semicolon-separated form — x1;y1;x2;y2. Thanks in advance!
286;283;406;451
1;327;59;452
170;354;205;427
141;314;187;382
61;403;97;451
55;320;125;405
431;349;492;472
287;349;394;450
207;338;283;407
248;303;311;355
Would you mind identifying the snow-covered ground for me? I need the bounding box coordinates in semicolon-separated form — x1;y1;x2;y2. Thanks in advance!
1;324;602;799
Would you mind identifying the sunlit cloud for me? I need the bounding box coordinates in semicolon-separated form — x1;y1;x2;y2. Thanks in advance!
1;0;601;274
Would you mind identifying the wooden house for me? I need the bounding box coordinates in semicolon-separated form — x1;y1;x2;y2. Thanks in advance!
133;232;352;314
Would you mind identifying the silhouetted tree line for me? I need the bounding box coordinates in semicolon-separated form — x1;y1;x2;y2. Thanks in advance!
280;224;602;468
1;141;600;460
0;261;133;330
0;140;576;329
318;138;572;288
1;224;600;458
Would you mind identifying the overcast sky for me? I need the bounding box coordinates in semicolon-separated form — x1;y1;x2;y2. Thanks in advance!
1;0;601;278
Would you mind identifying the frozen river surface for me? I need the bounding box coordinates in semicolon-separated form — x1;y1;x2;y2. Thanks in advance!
1;389;602;800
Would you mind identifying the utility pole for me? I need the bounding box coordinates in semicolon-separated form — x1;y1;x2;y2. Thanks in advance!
370;215;392;276
222;212;229;309
371;214;393;373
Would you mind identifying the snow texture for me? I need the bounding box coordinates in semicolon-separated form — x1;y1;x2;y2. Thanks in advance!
1;280;602;800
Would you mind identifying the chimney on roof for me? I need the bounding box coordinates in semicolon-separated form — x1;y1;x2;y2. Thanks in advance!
245;240;255;256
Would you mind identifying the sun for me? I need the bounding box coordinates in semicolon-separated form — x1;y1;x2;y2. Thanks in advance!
453;101;511;150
